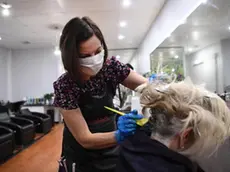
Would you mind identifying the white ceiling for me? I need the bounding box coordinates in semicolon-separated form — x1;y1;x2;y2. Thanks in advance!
0;0;166;52
159;0;230;54
108;48;136;64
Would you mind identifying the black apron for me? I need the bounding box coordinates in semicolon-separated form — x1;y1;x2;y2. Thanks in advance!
60;81;119;172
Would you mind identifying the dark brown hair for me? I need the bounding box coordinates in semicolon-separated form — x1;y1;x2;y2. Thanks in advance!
60;17;108;80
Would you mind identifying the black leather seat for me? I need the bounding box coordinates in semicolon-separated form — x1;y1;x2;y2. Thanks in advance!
0;125;15;162
0;106;35;145
20;109;52;134
7;102;52;134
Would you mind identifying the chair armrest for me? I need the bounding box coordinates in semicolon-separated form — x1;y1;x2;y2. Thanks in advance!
17;114;41;126
31;112;50;118
0;121;22;132
0;125;14;134
11;117;34;126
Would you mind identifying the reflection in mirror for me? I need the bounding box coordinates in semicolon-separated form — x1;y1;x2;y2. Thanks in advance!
156;0;230;95
151;1;230;171
150;47;184;81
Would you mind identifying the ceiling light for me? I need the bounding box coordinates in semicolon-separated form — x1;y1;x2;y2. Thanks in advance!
166;34;171;38
192;31;199;40
119;21;127;28
159;52;163;57
122;0;132;8
202;0;208;4
181;19;187;25
228;26;230;31
0;2;12;9
2;8;10;16
170;50;175;55
116;55;121;59
0;37;1;40
54;46;61;56
118;34;125;40
174;55;179;59
188;48;193;52
172;68;175;72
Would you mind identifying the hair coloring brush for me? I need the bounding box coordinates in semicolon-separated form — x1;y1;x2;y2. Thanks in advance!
104;106;148;126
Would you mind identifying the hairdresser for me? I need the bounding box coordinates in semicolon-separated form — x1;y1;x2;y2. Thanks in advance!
53;16;147;172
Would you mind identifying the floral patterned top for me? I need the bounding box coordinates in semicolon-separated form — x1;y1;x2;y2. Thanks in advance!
53;57;131;110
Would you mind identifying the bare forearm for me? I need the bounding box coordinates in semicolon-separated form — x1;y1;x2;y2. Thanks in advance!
61;109;118;150
80;131;117;149
122;70;147;90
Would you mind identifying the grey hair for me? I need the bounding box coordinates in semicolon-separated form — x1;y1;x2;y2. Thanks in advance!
137;81;230;159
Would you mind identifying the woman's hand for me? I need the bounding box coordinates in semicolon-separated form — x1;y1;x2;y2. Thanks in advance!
115;110;143;143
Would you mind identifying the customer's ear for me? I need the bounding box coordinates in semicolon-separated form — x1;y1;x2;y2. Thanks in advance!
180;127;194;149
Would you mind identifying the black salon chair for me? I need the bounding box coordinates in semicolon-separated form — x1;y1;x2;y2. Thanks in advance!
19;109;52;134
8;102;52;134
7;101;26;113
0;125;15;162
0;106;35;145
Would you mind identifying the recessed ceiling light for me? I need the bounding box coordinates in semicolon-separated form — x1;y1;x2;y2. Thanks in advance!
192;31;199;40
202;0;208;4
0;2;12;9
122;0;132;8
159;52;163;57
116;55;121;59
118;34;125;40
181;19;187;25
54;46;61;56
174;55;179;59
119;21;127;28
188;48;193;52
170;50;175;55
2;8;10;16
228;26;230;31
0;37;1;40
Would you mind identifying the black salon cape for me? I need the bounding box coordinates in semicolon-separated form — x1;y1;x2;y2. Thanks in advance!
116;130;205;172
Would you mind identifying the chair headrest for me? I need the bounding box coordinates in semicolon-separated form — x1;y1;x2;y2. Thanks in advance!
0;105;9;113
0;112;10;123
21;108;32;115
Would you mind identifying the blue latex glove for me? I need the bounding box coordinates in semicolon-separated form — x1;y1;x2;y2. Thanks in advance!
115;110;143;143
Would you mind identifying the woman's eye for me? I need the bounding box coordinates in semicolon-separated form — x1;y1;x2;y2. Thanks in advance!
79;48;102;58
79;55;90;58
95;48;102;55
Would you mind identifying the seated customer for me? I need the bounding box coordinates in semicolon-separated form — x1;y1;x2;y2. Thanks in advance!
116;81;230;172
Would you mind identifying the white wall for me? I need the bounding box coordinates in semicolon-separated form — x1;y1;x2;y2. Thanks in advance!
8;48;138;101
0;47;12;101
11;48;61;101
185;42;223;92
129;56;138;71
221;39;230;88
133;0;203;74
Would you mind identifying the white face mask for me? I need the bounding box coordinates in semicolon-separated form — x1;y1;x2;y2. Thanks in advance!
79;50;104;75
